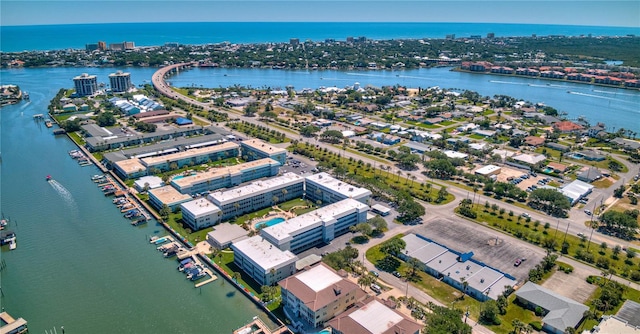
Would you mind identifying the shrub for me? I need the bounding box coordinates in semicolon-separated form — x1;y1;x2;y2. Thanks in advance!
631;271;640;282
534;306;544;316
529;321;543;331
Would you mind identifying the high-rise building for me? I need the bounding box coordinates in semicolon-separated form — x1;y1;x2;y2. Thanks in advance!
98;41;107;51
108;70;132;92
73;73;98;96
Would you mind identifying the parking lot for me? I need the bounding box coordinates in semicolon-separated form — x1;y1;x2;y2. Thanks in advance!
415;217;546;282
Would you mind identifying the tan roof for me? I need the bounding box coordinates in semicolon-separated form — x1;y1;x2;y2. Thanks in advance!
278;263;361;312
171;158;278;188
241;139;287;155
114;158;147;174
327;296;423;334
149;185;192;205
141;142;239;166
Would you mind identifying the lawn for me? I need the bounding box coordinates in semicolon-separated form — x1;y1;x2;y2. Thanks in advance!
406;120;441;129
486;296;542;334
439;120;457;126
67;131;86;145
579;278;640;332
468;134;485;140
163;211;212;245
591;178;613;189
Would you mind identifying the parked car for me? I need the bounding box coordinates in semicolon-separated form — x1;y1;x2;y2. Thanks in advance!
514;258;522;267
393;271;402;278
370;270;379;277
584;210;592;216
521;213;530;218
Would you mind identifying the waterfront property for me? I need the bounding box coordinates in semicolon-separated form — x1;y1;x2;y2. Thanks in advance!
133;175;164;192
180;198;222;231
400;234;516;301
206;223;249;249
231;235;298;286
240;139;287;166
148;185;193;211
170;158;280;195
260;198;369;254
83;124;206;152
140;141;239;173
515;281;588;334
327;296;422;334
278;263;365;330
206;172;304;222
108;70;132;93
304;172;371;205
73;73;98;96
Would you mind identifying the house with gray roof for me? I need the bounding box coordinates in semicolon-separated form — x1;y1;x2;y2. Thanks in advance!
515;281;588;334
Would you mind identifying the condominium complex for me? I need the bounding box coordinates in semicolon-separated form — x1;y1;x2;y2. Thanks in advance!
305;173;371;205
112;142;239;179
179;172;303;230
278;263;364;329
108;70;132;92
231;236;298;286
260;198;369;254
141;142;239;173
148;185;193;211
207;172;304;221
171;158;281;195
73;73;98;96
240;139;287;165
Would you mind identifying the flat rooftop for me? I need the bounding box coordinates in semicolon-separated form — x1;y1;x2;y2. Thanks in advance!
295;262;343;292
172;158;279;189
261;198;368;243
181;198;221;217
141;141;239;166
241;139;287;155
207;223;248;246
149;185;192;205
232;236;297;272
209;172;303;205
114;158;147;174
305;172;371;199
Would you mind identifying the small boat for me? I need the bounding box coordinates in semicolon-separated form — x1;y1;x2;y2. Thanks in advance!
45;120;53;128
46;175;52;181
150;236;168;245
190;270;206;281
178;258;194;271
91;174;105;181
131;218;147;226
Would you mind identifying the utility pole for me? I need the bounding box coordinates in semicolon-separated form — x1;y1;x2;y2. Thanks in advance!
562;219;570;245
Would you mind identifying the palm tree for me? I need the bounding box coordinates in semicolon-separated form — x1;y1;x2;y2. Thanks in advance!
357;274;375;290
232;272;241;282
460;277;469;299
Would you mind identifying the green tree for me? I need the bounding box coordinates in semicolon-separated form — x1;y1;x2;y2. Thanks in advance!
96;111;116;127
159;204;171;220
380;238;406;256
369;216;388;233
423;305;472;334
480;300;500;325
300;125;321;137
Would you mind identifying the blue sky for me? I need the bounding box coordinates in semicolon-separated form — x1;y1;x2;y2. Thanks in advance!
2;0;639;27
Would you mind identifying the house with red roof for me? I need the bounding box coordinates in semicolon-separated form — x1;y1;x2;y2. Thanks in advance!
553;121;584;133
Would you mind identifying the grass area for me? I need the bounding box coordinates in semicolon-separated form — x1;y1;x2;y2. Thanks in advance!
406;120;441;129
468;134;485;140
277;198;310;211
163;211;212;245
461;204;639;278
486;296;542;334
293;142;455;205
365;236;481;318
67;131;86;145
535;147;562;159
212;251;281;311
579;278;640;332
439;120;457;126
591;178;613;189
233;206;275;226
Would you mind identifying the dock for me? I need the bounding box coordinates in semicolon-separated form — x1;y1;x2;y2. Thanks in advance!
194;268;218;288
0;311;28;334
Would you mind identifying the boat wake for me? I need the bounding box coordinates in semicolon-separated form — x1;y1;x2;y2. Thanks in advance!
592;89;640;97
48;179;76;207
567;91;636;104
488;80;528;85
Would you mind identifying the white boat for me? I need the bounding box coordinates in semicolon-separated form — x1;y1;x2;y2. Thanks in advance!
91;174;105;181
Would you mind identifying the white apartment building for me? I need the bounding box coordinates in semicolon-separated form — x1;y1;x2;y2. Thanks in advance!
231;236;298;286
304;173;371;205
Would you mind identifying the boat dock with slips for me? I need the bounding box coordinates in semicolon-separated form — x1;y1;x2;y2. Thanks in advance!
94;174;151;222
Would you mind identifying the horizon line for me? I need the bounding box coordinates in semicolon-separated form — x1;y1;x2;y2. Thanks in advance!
3;21;639;29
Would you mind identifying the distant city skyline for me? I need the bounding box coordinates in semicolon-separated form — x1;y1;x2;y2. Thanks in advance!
1;0;639;27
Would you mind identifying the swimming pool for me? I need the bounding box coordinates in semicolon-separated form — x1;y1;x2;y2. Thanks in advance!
256;217;285;229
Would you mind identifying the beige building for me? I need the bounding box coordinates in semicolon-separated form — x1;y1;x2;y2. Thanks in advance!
328;296;422;334
278;263;365;330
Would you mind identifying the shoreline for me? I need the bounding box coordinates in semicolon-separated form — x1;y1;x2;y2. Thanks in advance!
452;68;640;92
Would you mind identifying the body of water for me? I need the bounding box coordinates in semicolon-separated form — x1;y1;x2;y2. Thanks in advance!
0;67;274;333
2;22;640;52
1;55;639;332
168;67;640;134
